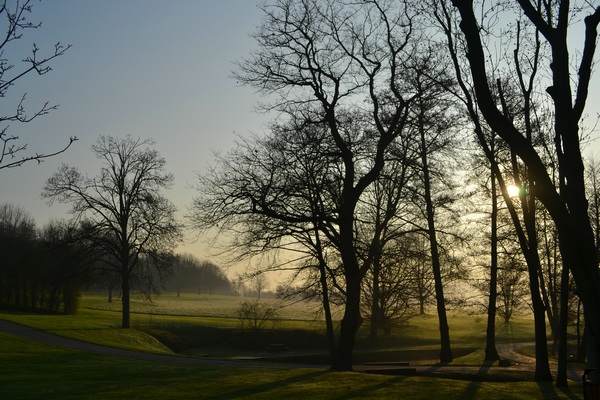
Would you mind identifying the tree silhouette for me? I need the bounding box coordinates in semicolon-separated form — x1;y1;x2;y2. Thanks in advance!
43;136;181;328
446;0;600;374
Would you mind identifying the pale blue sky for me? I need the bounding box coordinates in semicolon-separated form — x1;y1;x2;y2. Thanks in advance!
1;0;599;271
0;0;267;261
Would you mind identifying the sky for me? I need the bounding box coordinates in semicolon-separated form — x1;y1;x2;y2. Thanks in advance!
0;0;269;272
1;1;600;281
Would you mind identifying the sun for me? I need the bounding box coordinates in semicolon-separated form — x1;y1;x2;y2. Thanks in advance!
507;185;521;197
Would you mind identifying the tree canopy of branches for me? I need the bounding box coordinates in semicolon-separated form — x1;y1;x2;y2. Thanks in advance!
191;0;434;371
436;0;600;373
0;0;75;169
43;135;181;328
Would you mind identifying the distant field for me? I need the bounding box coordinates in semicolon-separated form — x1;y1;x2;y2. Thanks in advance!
0;292;540;360
82;292;336;321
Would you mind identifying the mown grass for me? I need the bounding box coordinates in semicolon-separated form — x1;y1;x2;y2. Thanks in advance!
0;292;586;399
0;293;544;359
1;293;539;360
0;330;583;400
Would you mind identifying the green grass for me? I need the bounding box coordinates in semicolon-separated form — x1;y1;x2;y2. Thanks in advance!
0;293;586;399
0;331;583;400
82;292;331;321
0;293;541;360
1;293;333;357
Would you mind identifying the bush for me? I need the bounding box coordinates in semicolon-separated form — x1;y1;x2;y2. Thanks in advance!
236;301;279;331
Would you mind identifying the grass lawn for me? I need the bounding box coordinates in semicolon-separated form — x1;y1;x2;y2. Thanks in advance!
0;331;583;400
0;292;586;399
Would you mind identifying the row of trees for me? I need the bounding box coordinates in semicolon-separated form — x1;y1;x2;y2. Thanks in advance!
0;204;90;313
0;201;242;313
189;0;600;381
166;254;234;296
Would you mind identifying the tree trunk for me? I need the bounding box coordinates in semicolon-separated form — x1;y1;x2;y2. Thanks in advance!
429;229;453;363
420;115;453;363
541;216;560;355
319;261;337;363
485;163;500;362
556;264;570;386
330;166;365;371
314;224;337;363
560;230;600;373
370;257;381;339
108;285;113;303
577;300;586;363
521;183;553;381
332;272;362;371
121;271;131;329
527;256;553;381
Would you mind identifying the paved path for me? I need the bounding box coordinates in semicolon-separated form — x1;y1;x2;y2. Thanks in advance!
496;341;583;382
0;319;585;381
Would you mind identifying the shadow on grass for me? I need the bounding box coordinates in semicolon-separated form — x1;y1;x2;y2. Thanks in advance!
332;375;410;399
458;364;490;399
536;382;580;400
421;361;531;383
215;370;329;399
438;362;539;399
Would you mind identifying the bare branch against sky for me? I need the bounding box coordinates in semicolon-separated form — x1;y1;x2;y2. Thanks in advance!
0;0;598;270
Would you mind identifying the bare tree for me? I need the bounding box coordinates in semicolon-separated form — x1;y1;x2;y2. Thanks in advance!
0;0;75;169
250;273;269;300
190;117;343;361
43;135;181;328
403;53;462;363
357;145;416;339
169;253;198;297
440;0;600;374
230;0;417;372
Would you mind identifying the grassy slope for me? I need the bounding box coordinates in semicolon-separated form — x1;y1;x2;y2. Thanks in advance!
0;293;585;399
0;331;582;400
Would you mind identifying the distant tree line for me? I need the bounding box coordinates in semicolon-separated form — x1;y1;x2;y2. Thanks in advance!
0;203;235;314
162;253;235;296
0;204;91;313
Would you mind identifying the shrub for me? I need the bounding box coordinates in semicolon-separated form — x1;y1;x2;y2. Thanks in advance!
236;301;279;331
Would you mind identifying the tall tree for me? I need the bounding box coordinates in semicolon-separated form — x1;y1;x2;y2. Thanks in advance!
404;53;460;363
485;135;500;361
250;273;269;300
229;0;418;371
191;119;344;361
0;0;75;169
43;135;181;328
357;148;415;339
